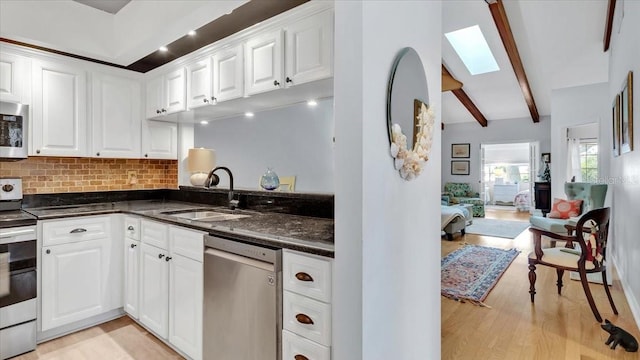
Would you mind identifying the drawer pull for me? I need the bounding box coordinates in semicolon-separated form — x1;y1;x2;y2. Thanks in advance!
295;272;314;282
70;228;87;234
159;254;165;259
127;225;135;231
295;313;314;325
294;355;309;360
130;243;137;248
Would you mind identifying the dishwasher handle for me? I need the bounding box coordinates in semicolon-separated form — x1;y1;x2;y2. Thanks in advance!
205;247;275;272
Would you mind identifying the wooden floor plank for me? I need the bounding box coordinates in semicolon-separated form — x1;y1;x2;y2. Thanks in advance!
441;208;640;360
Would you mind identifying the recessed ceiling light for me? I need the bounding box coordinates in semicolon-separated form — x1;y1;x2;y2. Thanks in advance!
307;100;318;107
159;46;168;52
188;30;196;36
445;25;499;75
200;120;209;125
245;112;254;118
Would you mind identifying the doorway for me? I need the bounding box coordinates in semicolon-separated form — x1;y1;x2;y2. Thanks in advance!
480;142;539;213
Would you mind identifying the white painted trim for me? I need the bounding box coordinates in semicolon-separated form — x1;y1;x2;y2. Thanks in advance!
611;254;640;331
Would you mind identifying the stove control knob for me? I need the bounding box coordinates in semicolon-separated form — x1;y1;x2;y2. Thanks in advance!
2;184;14;192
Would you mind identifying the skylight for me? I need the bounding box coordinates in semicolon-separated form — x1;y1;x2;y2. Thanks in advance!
445;25;499;75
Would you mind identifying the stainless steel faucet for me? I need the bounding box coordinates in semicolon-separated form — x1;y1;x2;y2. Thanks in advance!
205;166;239;210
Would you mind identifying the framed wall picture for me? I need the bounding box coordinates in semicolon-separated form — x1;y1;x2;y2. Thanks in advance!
541;153;551;163
612;94;621;157
451;143;470;158
451;160;470;175
621;71;634;154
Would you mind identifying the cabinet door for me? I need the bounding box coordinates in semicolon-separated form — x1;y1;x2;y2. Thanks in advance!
212;45;244;102
139;243;169;338
187;60;212;109
0;52;29;103
165;68;186;114
285;10;333;86
32;59;87;157
245;30;283;96
41;239;108;331
141;120;177;159
124;238;141;319
91;73;141;158
145;76;164;119
169;254;203;360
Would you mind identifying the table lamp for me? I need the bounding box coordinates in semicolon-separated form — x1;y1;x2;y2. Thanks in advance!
187;148;216;186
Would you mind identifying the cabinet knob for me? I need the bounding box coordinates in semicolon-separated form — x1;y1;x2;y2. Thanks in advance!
161;108;167;113
144;154;148;158
46;249;51;254
211;96;217;103
165;256;172;262
130;243;137;248
158;254;165;259
286;77;292;84
273;80;280;87
36;149;41;154
127;225;134;231
203;98;209;103
295;272;314;282
295;313;314;325
96;152;100;156
156;109;161;114
294;355;309;360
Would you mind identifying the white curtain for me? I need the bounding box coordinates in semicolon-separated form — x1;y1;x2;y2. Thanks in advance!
566;138;582;182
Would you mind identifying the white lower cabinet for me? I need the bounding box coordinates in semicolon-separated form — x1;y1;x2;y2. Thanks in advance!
283;330;331;360
124;237;141;319
137;219;204;360
40;215;121;332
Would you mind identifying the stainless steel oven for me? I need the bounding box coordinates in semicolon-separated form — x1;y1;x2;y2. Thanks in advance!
0;178;37;360
0;102;28;160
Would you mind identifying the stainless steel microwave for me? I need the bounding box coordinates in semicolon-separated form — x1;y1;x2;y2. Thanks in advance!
0;102;28;160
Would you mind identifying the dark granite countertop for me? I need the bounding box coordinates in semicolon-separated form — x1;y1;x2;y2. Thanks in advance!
24;200;334;257
0;210;37;229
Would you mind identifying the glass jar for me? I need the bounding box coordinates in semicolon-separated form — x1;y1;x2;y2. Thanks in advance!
260;168;280;191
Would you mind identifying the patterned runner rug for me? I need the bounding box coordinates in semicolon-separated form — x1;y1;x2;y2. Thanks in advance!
441;244;520;307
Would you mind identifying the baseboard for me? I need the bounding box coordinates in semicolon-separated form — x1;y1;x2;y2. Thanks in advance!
611;255;640;330
37;308;125;343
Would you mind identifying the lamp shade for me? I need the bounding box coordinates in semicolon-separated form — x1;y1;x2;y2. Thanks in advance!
187;148;216;172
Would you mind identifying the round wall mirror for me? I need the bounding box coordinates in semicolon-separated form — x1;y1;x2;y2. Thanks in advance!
386;47;429;148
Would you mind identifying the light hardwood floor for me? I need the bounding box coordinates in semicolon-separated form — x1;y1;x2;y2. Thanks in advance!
442;208;640;360
14;316;183;360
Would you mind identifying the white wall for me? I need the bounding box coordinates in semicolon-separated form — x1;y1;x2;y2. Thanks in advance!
607;0;640;328
334;1;441;359
550;83;609;200
193;98;334;193
441;117;551;194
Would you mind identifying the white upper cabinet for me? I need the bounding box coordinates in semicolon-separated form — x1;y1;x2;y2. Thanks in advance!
145;68;186;119
213;44;244;102
0;52;30;104
245;30;284;96
141;120;177;159
31;59;87;157
284;10;333;87
186;59;213;109
91;73;141;158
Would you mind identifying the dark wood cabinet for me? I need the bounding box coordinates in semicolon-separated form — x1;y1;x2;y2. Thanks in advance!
534;182;552;216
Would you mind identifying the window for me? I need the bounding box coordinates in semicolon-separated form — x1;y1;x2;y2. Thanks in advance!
579;142;598;182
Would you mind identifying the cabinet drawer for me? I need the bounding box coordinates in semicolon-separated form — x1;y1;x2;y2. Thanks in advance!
124;216;140;240
42;215;110;246
283;291;331;346
141;220;169;250
169;226;205;262
283;330;330;360
283;250;332;303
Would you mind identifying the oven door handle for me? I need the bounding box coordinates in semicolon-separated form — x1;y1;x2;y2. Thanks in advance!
0;228;36;239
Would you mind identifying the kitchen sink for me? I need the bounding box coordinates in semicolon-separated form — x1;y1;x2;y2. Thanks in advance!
161;209;251;222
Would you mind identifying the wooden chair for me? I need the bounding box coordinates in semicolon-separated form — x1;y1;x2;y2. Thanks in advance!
528;207;617;322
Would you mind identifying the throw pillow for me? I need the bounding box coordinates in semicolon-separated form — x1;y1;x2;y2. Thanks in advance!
548;198;583;219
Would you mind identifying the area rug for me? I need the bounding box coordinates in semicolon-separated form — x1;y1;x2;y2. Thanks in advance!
441;244;520;306
465;218;529;239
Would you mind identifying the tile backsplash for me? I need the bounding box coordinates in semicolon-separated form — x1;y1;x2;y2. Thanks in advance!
0;157;178;194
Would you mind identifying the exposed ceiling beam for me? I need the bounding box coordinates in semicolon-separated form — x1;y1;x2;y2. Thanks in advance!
603;0;616;51
442;67;463;92
487;0;540;123
443;65;488;127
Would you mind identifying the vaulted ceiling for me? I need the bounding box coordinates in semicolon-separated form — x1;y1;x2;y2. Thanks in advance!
442;0;610;125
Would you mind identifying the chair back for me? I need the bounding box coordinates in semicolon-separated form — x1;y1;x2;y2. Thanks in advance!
564;183;607;213
575;207;610;269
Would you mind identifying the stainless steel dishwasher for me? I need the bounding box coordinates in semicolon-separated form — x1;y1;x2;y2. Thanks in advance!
203;235;282;360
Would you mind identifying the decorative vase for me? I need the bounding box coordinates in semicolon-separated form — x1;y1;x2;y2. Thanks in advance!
260;168;280;191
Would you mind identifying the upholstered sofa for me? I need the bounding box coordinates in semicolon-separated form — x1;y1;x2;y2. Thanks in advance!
529;182;607;235
442;182;485;217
